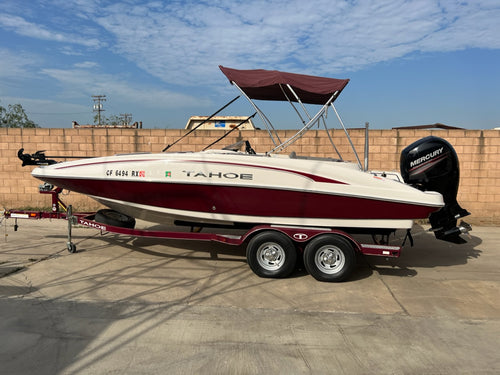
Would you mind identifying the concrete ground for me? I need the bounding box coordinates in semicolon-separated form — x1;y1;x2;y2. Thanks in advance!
0;217;499;374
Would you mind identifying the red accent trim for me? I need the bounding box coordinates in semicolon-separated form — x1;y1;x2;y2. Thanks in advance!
54;157;345;184
39;177;439;220
55;158;163;170
360;244;400;258
184;160;347;184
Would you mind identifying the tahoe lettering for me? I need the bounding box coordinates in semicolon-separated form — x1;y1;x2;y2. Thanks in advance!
183;170;253;180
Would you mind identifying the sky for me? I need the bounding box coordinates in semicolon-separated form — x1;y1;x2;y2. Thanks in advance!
1;0;499;130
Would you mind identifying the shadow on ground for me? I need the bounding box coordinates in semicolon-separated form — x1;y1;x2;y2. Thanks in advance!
38;221;484;284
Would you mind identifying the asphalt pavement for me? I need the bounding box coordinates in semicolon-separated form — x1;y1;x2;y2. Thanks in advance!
1;217;499;374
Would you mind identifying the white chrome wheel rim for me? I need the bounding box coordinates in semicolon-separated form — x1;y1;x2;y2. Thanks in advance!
314;245;345;274
256;242;285;271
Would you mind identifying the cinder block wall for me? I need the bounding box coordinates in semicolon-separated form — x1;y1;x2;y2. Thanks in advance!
1;128;499;225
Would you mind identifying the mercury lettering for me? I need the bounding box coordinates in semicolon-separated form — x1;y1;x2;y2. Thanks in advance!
410;147;444;168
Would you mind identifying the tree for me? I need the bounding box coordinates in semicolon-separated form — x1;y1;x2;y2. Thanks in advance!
0;102;38;128
93;114;130;126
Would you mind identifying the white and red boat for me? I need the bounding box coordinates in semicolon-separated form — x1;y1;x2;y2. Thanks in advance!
26;66;469;243
29;147;443;231
15;66;472;282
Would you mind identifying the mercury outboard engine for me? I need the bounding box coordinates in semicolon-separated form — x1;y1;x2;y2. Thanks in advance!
400;136;471;243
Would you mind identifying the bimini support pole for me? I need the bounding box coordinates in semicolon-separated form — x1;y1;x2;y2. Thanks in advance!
230;82;281;147
285;84;312;122
364;122;369;171
285;84;343;160
280;84;307;125
330;102;363;170
268;93;337;154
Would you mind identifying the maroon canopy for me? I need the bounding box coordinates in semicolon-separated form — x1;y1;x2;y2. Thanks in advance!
219;65;349;105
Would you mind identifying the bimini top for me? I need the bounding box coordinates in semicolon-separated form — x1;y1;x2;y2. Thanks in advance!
219;65;349;105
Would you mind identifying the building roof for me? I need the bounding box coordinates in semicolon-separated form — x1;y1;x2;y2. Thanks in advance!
392;123;464;130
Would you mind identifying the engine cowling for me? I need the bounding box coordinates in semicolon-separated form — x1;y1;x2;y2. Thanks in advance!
400;136;470;243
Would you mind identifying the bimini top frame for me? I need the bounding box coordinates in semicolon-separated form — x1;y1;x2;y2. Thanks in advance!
219;66;362;168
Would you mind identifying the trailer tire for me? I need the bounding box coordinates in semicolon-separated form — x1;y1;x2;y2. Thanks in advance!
303;234;355;282
95;209;136;229
246;231;297;278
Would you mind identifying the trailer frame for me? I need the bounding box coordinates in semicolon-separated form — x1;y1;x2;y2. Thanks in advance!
3;186;402;282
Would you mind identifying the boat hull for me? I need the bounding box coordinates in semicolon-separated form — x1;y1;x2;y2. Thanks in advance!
32;151;444;230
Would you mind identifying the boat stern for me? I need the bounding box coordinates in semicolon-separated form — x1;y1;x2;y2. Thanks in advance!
401;136;471;243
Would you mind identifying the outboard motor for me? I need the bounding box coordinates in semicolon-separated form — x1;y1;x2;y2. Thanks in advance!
400;136;471;243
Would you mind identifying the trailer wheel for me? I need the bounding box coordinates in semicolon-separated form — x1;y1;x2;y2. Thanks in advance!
246;231;297;278
95;209;136;229
303;234;355;282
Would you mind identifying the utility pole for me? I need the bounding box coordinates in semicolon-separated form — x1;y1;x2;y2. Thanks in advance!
92;95;106;125
120;113;132;126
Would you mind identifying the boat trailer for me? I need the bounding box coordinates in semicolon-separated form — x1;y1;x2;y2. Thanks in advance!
3;185;402;282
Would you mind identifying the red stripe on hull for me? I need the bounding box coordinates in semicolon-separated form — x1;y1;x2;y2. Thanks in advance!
40;178;439;220
187;160;346;184
54;158;346;184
